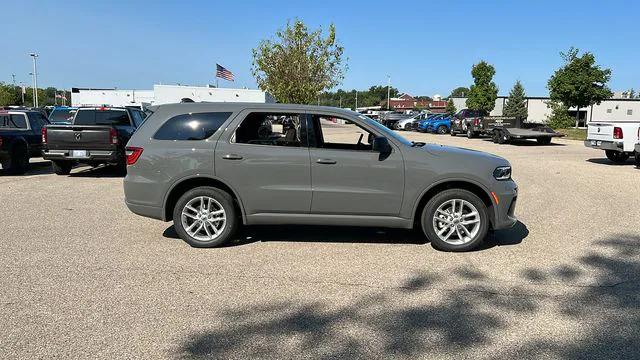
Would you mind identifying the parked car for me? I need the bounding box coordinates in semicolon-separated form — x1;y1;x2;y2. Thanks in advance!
380;112;413;129
482;117;564;145
395;113;429;131
48;106;77;125
425;115;453;134
417;114;445;132
123;103;518;252
584;121;640;163
42;106;147;175
0;109;50;174
450;109;488;138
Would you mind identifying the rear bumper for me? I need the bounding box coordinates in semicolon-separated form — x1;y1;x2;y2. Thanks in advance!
42;149;121;163
583;140;624;152
125;200;164;221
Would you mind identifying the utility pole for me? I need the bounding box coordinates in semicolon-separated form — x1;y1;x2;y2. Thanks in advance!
355;90;358;111
29;53;39;107
19;82;25;105
387;75;391;110
339;96;342;108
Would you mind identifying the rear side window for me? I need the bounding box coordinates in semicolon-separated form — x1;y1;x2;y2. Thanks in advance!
154;112;231;140
74;110;130;126
9;114;28;129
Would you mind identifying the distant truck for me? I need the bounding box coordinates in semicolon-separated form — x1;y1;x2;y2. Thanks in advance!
481;116;564;145
0;109;50;174
42;106;146;174
584;121;640;163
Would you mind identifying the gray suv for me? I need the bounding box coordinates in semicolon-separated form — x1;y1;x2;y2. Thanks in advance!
124;103;517;251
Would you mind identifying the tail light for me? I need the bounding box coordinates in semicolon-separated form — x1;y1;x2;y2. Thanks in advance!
110;128;118;145
474;118;480;126
41;127;47;144
125;147;143;165
613;127;623;139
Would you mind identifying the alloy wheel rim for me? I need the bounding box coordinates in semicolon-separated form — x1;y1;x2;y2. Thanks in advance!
432;199;481;245
181;196;226;241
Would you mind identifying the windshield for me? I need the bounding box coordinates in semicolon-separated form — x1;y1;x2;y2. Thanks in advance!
356;114;413;146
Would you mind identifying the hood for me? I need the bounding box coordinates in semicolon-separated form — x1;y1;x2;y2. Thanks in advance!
419;143;509;166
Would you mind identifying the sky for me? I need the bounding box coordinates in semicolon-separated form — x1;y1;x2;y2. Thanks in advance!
3;0;639;97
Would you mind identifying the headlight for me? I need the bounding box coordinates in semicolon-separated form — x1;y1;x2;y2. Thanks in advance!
493;166;512;181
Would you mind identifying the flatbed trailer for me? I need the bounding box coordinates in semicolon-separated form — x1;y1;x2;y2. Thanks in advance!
481;116;565;145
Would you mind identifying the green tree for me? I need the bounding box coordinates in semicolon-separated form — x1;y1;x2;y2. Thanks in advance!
503;80;528;120
449;86;470;98
548;47;612;128
545;101;574;129
466;61;498;113
252;19;347;104
445;98;456;116
0;83;20;106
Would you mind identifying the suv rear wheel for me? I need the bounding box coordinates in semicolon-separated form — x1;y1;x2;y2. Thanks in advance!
421;189;489;252
2;144;29;175
605;150;629;164
437;125;448;134
173;186;238;248
635;152;640;168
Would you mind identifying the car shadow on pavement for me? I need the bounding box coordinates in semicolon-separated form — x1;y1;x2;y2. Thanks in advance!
586;158;637;166
162;221;528;250
0;159;53;177
176;234;640;359
68;165;126;178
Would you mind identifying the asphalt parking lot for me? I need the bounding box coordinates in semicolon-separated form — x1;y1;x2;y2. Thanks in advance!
1;133;639;359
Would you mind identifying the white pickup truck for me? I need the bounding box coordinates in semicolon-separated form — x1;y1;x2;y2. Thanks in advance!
584;122;640;164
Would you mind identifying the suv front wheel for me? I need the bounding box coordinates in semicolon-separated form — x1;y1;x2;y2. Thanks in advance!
173;186;238;248
421;189;489;251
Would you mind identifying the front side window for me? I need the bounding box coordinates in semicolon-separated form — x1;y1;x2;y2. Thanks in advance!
310;115;374;151
154;112;231;141
235;112;304;147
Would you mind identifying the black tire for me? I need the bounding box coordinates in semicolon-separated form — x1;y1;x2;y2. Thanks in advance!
605;150;629;164
4;144;29;175
421;189;489;252
437;125;447;134
450;128;456;136
466;128;475;139
52;161;72;175
173;186;238;248
635;152;640;168
537;137;552;145
492;130;500;143
497;130;508;144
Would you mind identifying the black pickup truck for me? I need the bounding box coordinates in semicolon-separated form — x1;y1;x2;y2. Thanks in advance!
0;109;50;174
42;107;146;175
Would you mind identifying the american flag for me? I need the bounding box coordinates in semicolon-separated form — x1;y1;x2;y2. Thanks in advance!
216;64;234;81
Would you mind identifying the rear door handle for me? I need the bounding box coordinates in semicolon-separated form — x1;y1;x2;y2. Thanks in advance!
316;159;337;165
222;154;243;160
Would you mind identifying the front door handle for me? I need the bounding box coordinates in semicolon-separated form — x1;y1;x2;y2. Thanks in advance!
316;158;337;165
222;154;243;160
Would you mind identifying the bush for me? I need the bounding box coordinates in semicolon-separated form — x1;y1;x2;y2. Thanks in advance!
545;101;574;129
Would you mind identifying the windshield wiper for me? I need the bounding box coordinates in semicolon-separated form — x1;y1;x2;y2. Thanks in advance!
411;141;426;147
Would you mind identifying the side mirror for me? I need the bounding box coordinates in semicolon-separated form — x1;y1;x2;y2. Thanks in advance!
372;136;392;158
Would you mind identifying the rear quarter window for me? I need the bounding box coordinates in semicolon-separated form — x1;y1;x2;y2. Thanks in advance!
154;112;232;141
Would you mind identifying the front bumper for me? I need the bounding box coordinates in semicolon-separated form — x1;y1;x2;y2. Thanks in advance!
42;149;121;164
584;140;623;151
491;181;518;230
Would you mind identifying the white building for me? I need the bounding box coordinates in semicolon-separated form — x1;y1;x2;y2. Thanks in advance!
71;84;275;107
451;96;640;126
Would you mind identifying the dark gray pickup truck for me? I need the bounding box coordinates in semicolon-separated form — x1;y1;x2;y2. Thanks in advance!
42;107;146;174
0;109;50;174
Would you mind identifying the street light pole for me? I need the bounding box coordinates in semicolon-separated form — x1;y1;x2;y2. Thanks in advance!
29;53;39;108
355;90;358;111
387;75;391;110
11;74;16;86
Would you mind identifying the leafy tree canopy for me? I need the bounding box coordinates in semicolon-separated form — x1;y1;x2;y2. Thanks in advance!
466;61;498;113
252;19;347;104
445;98;456;116
449;87;469;98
